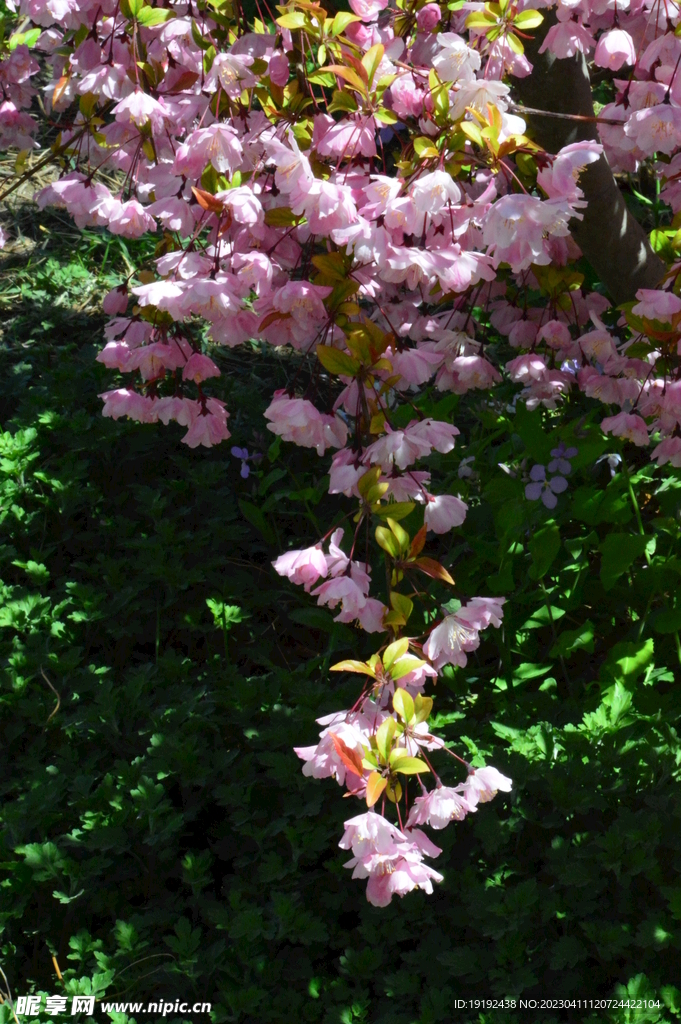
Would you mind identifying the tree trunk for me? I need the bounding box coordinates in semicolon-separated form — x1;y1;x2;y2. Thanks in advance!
511;19;665;304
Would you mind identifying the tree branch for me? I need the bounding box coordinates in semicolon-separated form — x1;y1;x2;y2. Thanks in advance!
512;18;665;304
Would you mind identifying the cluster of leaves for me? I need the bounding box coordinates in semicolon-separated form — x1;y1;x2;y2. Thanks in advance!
1;216;681;1024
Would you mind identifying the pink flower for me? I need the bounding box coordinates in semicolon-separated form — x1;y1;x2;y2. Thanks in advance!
182;353;221;383
173;125;243;178
113;90;168;131
537;141;602;202
506;353;547;383
406;784;477;830
348;0;388;20
462;766;512;804
651;437;681;467
339;812;404;857
264;391;347;455
295;711;375;791
99;389;158;423
416;3;441;32
269;52;290;86
356;598;387;633
456;597;505;630
362;848;443;907
269;281;332;345
538;320;571;349
436;355;500;393
411;170;461;218
594;28;636;70
107;200;156;238
339;812;443;907
601;411;649;447
181;398;231;448
424;493;468;533
273;545;328;591
624;105;681;157
424;597;504;670
631;288;681;323
102;285;128;316
312;573;368;622
423;613;480;670
315;116;376;160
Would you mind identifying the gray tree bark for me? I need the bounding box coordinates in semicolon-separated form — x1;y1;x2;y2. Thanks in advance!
511;19;665;304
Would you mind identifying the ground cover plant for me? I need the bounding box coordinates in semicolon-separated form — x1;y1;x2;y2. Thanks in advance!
2;0;681;1017
0;211;680;1024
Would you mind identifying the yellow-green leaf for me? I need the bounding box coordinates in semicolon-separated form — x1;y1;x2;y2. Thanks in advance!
276;11;307;28
366;772;387;807
376;526;401;558
390;754;429;774
391;655;426;680
376;717;397;760
361;43;384;89
331;11;362;35
383;638;409;670
393;687;414;723
329;659;376;677
316;345;358;376
373;501;415;521
413;694;433;724
513;9;543;29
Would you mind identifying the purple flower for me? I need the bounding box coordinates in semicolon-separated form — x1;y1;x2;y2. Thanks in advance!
548;443;578;475
231;446;260;478
525;464;568;509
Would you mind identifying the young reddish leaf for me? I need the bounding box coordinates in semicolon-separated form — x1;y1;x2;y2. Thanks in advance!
325;65;368;96
330;733;365;777
258;311;291;331
191;187;224;214
413;557;455;585
410;524;427;559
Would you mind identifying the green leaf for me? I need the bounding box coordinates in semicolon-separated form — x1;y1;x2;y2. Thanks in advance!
276;11;307;28
600;639;654;683
376;525;401;558
383;638;409;669
550;621;594;659
330;11;362;35
315;345;358;376
389;753;429;774
137;6;175;24
375;717;396;760
8;27;41;49
238;499;276;545
373;501;415;520
390;655;425;680
393;687;414;723
528;523;561;579
653;606;681;634
513;9;543;28
600;533;649;590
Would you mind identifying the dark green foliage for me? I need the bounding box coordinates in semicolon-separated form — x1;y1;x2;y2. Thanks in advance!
1;220;681;1024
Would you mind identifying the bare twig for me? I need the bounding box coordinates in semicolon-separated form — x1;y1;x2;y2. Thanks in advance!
508;102;626;127
40;667;61;726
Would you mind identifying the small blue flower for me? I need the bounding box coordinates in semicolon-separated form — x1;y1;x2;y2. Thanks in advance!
548;443;578;475
231;446;260;479
525;464;568;509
